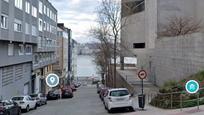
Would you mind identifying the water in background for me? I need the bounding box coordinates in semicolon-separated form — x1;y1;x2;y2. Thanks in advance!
76;55;99;77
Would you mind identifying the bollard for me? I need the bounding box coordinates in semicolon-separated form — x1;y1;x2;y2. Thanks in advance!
171;93;173;109
180;95;183;111
197;93;200;110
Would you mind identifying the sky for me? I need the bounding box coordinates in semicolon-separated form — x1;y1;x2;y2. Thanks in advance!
49;0;100;43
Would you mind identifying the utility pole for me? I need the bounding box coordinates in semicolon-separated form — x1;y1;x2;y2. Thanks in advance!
67;28;72;85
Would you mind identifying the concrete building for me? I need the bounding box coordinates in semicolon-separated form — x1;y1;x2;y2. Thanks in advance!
53;24;69;85
121;0;204;86
32;0;57;94
0;0;57;99
71;39;78;80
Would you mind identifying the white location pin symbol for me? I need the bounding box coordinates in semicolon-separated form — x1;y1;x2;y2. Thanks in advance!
50;77;55;84
46;74;59;88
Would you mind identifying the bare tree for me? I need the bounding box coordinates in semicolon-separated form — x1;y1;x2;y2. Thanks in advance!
94;0;122;88
90;25;113;86
158;16;202;38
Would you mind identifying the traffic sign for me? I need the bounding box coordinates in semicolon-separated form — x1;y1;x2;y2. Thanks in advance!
185;80;199;94
138;70;147;80
46;73;59;88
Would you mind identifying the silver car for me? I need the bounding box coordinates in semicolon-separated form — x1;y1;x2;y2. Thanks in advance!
30;93;47;106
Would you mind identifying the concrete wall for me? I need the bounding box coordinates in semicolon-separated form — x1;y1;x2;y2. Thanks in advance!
0;63;32;100
150;33;204;86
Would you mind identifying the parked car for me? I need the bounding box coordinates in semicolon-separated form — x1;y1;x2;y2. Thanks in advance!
70;85;77;92
99;87;108;101
11;95;37;112
30;93;47;106
47;90;61;100
73;82;81;88
61;86;73;98
103;88;134;113
97;83;103;94
0;100;21;115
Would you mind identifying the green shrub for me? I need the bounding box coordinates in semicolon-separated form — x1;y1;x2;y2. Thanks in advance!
150;70;204;109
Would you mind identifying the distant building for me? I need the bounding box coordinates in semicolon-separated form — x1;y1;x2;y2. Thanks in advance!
53;24;69;85
72;39;78;80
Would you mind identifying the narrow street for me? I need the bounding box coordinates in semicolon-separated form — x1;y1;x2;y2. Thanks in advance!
23;86;129;115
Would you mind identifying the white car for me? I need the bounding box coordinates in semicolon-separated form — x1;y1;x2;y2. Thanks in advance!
11;95;37;112
103;88;134;113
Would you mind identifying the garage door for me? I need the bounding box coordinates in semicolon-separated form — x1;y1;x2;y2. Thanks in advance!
24;83;29;95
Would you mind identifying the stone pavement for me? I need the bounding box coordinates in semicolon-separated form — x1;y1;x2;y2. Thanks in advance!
123;100;204;115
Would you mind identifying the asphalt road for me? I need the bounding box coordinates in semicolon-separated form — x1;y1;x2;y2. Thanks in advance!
23;86;132;115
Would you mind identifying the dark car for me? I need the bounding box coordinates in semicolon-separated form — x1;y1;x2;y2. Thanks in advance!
73;82;81;88
30;93;47;106
70;85;77;92
47;90;60;100
0;100;21;115
97;83;103;94
99;88;108;101
61;86;73;98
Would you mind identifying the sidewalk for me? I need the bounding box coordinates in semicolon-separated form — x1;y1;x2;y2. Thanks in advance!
123;102;204;115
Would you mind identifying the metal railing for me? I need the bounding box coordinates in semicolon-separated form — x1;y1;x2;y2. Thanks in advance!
146;87;204;110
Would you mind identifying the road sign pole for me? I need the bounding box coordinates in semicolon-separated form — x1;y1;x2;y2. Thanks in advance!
141;79;144;95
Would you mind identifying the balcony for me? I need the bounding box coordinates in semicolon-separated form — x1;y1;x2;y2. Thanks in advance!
33;58;57;70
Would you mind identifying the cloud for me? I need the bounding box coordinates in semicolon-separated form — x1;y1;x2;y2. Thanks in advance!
49;0;100;43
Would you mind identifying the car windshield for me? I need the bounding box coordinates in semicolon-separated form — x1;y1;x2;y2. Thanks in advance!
12;97;24;101
30;94;38;97
0;102;3;106
110;90;129;97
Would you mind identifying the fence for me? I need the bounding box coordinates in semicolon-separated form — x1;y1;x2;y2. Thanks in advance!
147;87;204;110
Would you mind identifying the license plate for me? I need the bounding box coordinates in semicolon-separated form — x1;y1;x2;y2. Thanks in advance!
117;98;125;101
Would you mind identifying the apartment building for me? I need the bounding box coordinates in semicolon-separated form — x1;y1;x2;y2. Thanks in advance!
53;24;69;85
0;0;57;99
32;0;57;94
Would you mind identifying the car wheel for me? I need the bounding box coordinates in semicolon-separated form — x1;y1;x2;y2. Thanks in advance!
104;105;107;110
107;108;112;113
129;107;135;112
34;104;37;109
18;109;21;115
26;105;30;112
6;112;10;115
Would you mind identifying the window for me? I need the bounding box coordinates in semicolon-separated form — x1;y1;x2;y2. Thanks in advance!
47;7;49;17
8;44;14;56
1;14;8;29
18;44;24;55
44;5;46;15
38;37;42;48
25;45;32;55
47;23;49;31
15;0;22;10
133;43;145;49
14;19;22;32
25;1;30;14
49;10;52;18
25;23;30;34
32;25;37;36
39;18;43;31
49;24;52;32
32;6;37;17
39;1;43;14
43;21;46;31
